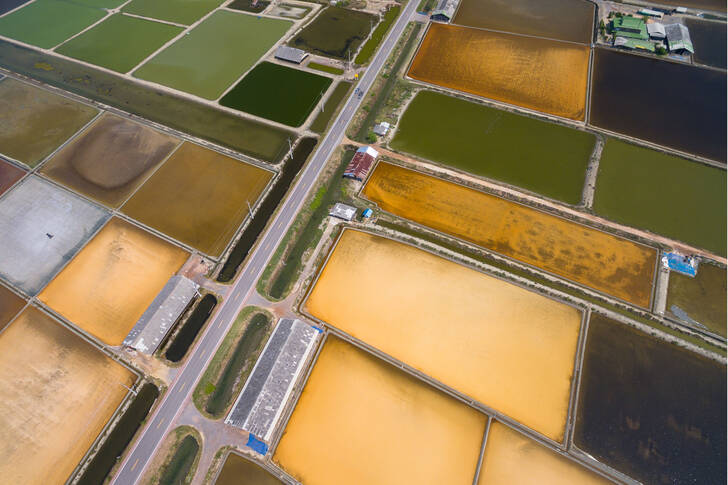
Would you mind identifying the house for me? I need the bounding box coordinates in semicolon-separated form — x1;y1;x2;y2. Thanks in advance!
343;146;378;181
373;122;391;136
274;46;308;64
431;0;457;22
614;36;656;52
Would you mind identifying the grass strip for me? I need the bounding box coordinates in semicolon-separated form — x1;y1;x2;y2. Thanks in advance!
354;22;421;141
164;294;218;363
265;149;356;300
417;0;436;12
157;435;199;485
307;62;344;75
217;137;317;282
77;383;160;485
310;81;352;134
0;40;292;162
193;307;273;418
378;219;725;357
354;5;401;64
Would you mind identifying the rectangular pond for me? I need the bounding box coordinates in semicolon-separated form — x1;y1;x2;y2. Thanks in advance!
667;262;726;337
306;229;582;441
685;18;726;69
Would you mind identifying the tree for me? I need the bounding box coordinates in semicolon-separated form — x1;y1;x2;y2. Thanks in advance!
656;45;668;55
366;130;377;143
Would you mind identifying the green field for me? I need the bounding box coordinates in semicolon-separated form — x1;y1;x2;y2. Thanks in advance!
290;6;374;59
594;139;726;256
134;10;291;99
310;81;351;133
122;0;223;25
56;14;182;74
0;0;106;49
74;0;125;6
0;39;292;162
157;434;200;485
390;90;595;204
354;5;400;64
220;62;331;127
308;62;344;75
667;263;726;337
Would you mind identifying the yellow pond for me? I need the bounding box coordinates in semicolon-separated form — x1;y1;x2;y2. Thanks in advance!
0;307;134;485
478;421;610;484
363;163;657;308
408;23;590;120
306;230;581;442
39;217;189;345
274;337;486;485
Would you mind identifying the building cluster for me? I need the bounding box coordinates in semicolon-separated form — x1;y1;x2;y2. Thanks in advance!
610;14;693;55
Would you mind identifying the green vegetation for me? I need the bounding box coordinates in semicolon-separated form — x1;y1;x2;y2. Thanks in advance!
308;62;344;75
134;10;291;99
77;383;160;485
667;263;726;337
228;0;270;13
289;6;374;59
378;219;725;357
193;307;272;418
417;0;436;13
157;434;200;485
354;5;400;64
220;62;332;127
56;14;183;74
391;90;594;204
0;40;293;162
0;0;105;49
260;149;356;300
122;0;223;25
594;139;726;256
310;81;352;133
353;22;421;140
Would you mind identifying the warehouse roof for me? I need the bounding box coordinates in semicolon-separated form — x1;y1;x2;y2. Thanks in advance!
612;16;648;39
647;22;666;38
614;36;656;52
274;46;309;64
343;146;378;181
665;23;694;53
123;275;199;354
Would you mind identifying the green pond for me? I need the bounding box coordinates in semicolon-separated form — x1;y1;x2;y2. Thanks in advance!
290;6;374;59
667;262;726;337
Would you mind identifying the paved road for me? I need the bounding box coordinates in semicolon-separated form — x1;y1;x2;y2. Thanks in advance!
112;3;420;484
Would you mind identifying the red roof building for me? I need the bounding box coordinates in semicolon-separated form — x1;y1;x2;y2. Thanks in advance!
344;146;378;181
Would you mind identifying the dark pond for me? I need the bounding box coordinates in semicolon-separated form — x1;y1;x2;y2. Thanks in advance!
165;294;218;362
575;313;726;484
686;18;726;69
218;137;317;282
590;48;726;162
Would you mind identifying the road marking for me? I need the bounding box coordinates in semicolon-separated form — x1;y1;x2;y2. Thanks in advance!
130;458;140;472
178;381;187;393
155;417;165;429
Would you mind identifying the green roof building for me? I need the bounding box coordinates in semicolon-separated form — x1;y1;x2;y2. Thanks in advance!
611;16;648;40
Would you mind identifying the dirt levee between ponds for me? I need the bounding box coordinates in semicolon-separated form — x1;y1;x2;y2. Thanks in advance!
39;217;189;346
0;77;98;167
306;230;581;441
0;306;134;485
408;23;589;120
41;113;179;208
274;336;486;485
122;142;272;257
363;163;657;307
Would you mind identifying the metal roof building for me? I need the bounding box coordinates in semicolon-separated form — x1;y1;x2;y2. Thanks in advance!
343;146;378;181
373;121;390;136
123;275;199;354
665;23;694;54
614;36;656;52
638;8;664;18
274;46;309;64
647;22;666;40
329;202;356;221
225;318;319;441
431;0;457;22
611;16;648;40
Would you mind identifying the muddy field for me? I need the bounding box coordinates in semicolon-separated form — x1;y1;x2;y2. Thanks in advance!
667;263;726;337
41;113;179;208
215;453;283;485
0;283;24;329
364;163;657;308
478;422;608;484
289;6;374;59
39;218;189;346
408;23;590;120
275;336;486;484
452;0;595;44
122;142;272;257
0;306;135;485
0;78;98;167
0;158;24;196
0;176;109;296
575;313;726;484
306;230;581;441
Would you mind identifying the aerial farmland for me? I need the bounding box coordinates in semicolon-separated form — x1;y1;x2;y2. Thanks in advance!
0;0;725;484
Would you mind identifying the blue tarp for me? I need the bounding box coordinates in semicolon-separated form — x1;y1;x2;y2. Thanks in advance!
246;434;269;455
663;252;698;277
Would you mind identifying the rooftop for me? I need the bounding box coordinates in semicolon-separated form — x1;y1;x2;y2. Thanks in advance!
665;23;694;53
612;16;648;40
330;202;357;221
274;46;309;64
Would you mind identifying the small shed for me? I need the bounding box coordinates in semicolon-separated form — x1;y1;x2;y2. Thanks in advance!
647;22;666;39
362;208;373;218
275;46;309;64
639;8;664;18
344;146;378;181
612;16;649;40
329;203;356;221
431;0;457;22
373;122;391;136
